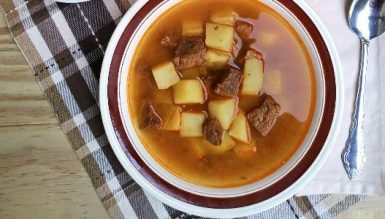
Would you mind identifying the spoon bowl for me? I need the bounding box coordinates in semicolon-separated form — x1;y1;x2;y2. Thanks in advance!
348;0;385;42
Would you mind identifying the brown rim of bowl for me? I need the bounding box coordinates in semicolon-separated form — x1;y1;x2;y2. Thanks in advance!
107;0;336;209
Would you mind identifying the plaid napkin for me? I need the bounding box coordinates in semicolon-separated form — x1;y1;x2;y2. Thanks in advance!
0;0;366;218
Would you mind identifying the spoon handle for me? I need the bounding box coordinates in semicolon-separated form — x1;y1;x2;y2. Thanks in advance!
341;39;369;180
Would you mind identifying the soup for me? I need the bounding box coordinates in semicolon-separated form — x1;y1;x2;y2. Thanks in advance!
128;0;316;188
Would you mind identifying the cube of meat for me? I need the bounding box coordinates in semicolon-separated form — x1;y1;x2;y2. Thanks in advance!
235;20;253;39
247;96;280;136
215;67;243;97
173;36;206;70
203;119;224;145
143;103;162;129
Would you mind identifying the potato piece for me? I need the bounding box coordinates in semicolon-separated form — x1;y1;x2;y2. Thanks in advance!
157;104;182;131
182;19;203;36
244;49;263;61
233;145;257;157
205;23;234;52
173;79;206;104
241;58;263;95
180;112;206;137
180;66;208;78
229;112;251;144
210;11;236;26
152;61;180;89
208;98;237;130
264;70;282;95
205;49;231;70
205;132;236;154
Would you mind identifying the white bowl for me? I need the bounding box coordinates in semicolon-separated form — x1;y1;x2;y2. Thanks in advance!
100;0;344;217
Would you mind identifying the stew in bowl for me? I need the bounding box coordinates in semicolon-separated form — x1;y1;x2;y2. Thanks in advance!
100;0;342;217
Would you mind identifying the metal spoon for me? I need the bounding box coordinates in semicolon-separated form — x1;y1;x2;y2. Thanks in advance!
342;0;385;180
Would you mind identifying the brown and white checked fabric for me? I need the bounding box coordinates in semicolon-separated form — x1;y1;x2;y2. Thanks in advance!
0;0;366;218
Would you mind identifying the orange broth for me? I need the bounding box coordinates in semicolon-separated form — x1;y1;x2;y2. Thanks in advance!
128;0;316;188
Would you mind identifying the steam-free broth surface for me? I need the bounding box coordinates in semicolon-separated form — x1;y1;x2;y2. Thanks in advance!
129;0;316;187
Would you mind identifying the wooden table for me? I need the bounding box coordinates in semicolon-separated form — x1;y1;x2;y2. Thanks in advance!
0;12;384;219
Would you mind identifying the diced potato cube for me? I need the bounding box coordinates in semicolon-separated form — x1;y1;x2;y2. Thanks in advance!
244;49;263;61
241;58;263;95
233;145;257;157
173;79;206;104
180;112;206;137
264;70;282;95
206;132;236;154
210;11;236;26
180;66;207;78
157;104;182;131
182;19;203;36
208;98;237;130
205;23;234;52
205;49;231;70
152;61;180;89
229;112;251;144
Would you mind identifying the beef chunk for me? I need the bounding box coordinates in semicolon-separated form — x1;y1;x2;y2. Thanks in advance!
143;103;162;129
173;36;206;70
160;35;179;48
235;21;253;39
203;119;223;145
247;96;280;136
215;68;243;96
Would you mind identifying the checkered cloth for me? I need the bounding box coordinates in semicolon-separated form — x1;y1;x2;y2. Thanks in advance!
0;0;366;218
